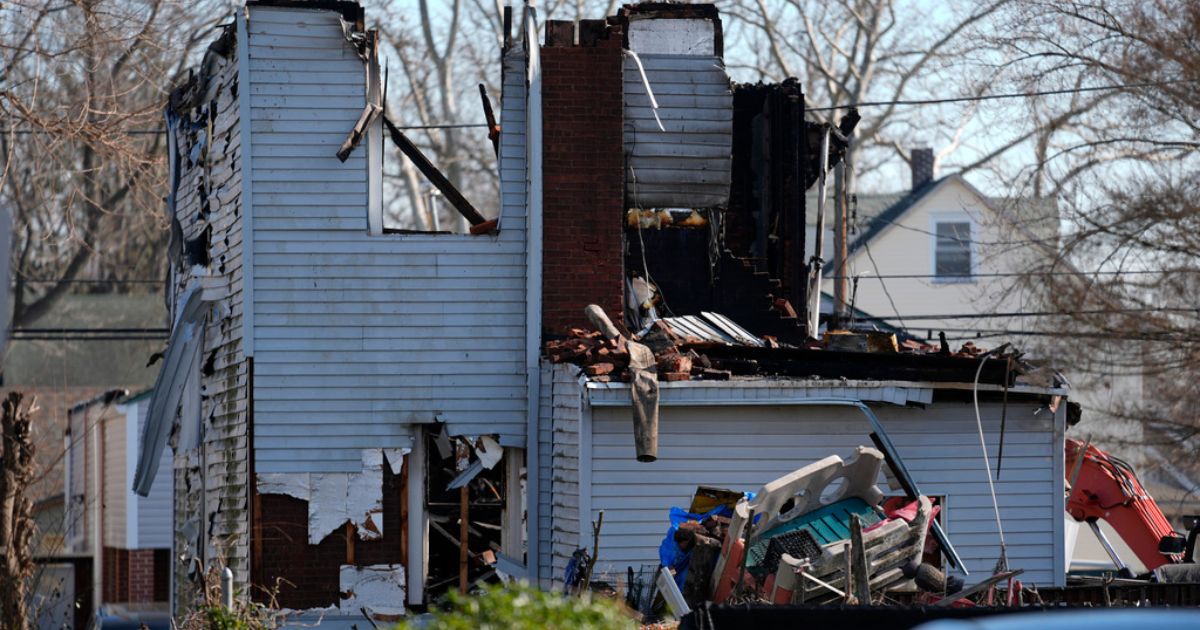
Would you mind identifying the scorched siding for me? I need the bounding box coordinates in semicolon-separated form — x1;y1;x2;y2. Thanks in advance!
246;7;529;473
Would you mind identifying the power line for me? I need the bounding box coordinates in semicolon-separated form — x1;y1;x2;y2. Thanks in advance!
828;268;1189;280
9;327;168;341
10;334;167;340
0;122;488;136
18;278;164;284
854;307;1199;322
928;327;1200;343
807;78;1200;112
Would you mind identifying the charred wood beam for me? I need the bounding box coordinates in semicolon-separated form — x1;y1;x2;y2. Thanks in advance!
685;345;1017;386
479;84;500;157
382;115;487;226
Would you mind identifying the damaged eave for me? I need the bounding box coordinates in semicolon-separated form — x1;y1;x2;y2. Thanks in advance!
583;377;1068;405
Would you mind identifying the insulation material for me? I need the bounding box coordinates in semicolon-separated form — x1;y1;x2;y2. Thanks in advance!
339;564;406;619
256;448;408;544
256;472;312;501
477;436;503;469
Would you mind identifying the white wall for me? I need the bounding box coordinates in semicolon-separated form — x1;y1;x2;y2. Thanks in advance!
828;177;1143;464
833;178;1037;337
245;6;530;474
128;396;172;549
550;380;1068;587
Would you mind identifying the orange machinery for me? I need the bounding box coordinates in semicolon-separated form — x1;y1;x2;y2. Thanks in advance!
1065;438;1191;572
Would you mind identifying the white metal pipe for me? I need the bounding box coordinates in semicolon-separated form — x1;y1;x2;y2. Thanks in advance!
523;1;544;586
807;129;831;339
407;428;426;605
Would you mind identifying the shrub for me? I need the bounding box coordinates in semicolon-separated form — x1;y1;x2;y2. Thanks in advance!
397;582;632;630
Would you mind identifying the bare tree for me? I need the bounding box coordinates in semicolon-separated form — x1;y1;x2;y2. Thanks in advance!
987;0;1200;505
0;0;225;329
721;0;1016;189
1;392;37;626
369;0;619;231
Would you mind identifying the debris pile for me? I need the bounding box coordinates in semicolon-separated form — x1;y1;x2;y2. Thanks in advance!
544;307;1030;387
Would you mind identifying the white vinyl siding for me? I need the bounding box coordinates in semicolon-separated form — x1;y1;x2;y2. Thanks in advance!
103;409;127;549
623;54;732;208
549;380;1067;588
130;397;173;549
246;7;529;473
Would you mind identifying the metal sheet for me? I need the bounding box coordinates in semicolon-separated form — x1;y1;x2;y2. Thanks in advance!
662;314;737;345
701;312;764;347
624;54;732;208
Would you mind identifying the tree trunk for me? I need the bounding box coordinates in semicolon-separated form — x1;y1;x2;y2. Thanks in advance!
0;392;36;627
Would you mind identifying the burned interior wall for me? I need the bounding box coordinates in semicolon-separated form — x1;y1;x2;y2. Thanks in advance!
725;81;808;329
162;21;249;611
541;21;626;336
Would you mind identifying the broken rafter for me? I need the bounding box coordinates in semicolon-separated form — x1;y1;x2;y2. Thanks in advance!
479;84;500;157
382;115;487;226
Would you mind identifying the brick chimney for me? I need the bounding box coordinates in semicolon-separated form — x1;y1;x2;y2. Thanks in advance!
910;147;935;191
540;20;626;336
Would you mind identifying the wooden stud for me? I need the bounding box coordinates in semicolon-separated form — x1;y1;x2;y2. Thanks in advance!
459;485;469;594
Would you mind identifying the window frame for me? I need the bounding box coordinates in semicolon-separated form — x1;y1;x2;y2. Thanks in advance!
929;212;977;283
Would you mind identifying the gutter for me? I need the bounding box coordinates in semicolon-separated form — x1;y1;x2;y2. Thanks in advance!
523;1;544;586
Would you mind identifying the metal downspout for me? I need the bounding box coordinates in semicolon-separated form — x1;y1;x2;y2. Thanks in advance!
523;1;544;585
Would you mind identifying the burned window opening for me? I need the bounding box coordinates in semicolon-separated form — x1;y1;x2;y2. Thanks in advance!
380;115;491;235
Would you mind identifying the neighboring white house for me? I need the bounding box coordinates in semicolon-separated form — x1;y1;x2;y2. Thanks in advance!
810;158;1171;573
813;156;1144;467
64;390;172;620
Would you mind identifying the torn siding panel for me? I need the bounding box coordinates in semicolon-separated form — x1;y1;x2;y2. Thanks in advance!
161;26;251;602
536;362;555;586
549;365;583;588
623;54;732;208
246;6;530;473
339;564;406;618
257;448;408;544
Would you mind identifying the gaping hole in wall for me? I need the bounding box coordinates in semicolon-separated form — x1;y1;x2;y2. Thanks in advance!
424;429;508;601
255;453;407;611
380;119;498;235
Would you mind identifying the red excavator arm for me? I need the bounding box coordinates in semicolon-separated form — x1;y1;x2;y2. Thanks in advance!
1065;439;1184;571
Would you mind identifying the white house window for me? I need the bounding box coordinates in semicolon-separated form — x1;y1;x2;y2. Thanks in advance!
934;221;972;279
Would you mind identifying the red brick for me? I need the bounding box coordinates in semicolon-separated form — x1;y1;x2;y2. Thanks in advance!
541;44;625;336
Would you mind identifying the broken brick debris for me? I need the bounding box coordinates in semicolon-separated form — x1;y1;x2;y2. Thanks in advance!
546;310;1025;388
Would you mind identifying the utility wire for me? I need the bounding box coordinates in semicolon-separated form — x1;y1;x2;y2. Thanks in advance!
854;307;1200;321
17;278;164;284
0;123;488;135
922;328;1200;342
827;268;1190;280
807;78;1200;112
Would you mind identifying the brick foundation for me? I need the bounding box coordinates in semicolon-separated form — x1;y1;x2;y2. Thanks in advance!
102;547;168;603
540;23;626;336
255;458;406;610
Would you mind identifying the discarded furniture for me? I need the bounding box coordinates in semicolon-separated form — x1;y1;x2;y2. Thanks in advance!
709;447;934;605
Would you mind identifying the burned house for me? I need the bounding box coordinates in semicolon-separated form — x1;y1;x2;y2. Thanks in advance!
135;0;1071;622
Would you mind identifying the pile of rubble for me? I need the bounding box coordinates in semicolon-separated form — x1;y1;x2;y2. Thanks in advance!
543;306;1019;386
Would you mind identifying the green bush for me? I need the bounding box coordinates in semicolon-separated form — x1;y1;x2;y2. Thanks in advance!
397;582;633;630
